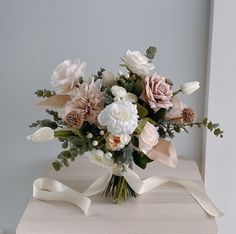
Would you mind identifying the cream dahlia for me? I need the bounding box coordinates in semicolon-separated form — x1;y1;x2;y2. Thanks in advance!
64;79;104;124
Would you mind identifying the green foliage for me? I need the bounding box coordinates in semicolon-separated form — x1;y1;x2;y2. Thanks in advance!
201;117;223;137
46;109;62;122
146;46;157;60
35;89;55;98
158;117;223;139
113;146;133;166
137;103;148;118
132;151;153;169
131;136;139;147
117;76;134;92
131;78;143;96
135;118;157;134
103;88;114;105
29;119;58;130
93;68;105;82
80;121;101;137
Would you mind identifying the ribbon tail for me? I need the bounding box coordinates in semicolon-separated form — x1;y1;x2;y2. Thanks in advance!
83;171;112;197
124;169;223;217
33;178;91;214
172;178;224;217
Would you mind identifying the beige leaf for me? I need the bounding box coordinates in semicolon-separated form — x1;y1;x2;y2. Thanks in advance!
37;95;71;108
146;140;177;168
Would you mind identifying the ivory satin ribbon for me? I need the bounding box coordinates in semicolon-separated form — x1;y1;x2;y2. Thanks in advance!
33;168;223;217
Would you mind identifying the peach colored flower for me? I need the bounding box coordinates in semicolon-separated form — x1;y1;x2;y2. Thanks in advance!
140;73;173;112
106;133;131;151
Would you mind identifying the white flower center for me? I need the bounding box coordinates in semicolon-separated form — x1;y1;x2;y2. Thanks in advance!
112;107;129;121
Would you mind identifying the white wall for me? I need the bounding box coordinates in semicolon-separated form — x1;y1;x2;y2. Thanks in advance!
0;0;210;233
204;0;236;234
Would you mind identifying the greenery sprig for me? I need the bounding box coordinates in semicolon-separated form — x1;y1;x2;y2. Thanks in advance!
35;89;55;98
158;118;223;139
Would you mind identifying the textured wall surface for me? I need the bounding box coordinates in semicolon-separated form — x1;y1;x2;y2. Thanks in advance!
0;0;210;233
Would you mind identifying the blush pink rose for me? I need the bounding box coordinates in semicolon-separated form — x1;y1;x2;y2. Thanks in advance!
138;122;159;154
140;73;173;112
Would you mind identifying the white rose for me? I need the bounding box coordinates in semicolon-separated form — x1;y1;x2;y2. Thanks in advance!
102;71;117;86
26;127;55;142
98;100;138;135
106;133;131;151
51;59;86;94
180;81;200;95
123;50;155;77
111;85;127;98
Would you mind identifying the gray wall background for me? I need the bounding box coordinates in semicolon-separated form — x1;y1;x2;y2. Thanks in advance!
0;0;210;233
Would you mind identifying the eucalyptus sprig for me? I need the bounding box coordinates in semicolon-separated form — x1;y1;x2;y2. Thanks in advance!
35;89;55;98
158;118;223;139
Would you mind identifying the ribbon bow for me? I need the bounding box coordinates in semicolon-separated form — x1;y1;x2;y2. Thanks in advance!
33;168;223;217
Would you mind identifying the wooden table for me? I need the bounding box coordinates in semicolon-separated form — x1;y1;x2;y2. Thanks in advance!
16;158;218;234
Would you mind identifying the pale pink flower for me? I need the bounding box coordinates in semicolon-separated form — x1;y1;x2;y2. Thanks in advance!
140;73;173;112
138;122;159;154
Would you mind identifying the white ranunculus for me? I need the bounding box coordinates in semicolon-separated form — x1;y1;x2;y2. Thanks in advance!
102;71;117;86
123;92;138;103
180;81;200;95
106;133;131;151
26;127;55;142
51;59;86;94
88;149;114;169
111;85;127;98
123;50;155;77
98;100;138;135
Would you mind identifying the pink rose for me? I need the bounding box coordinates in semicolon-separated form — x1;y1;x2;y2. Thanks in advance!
140;73;173;112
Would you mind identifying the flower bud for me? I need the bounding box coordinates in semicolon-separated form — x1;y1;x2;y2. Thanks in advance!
26;127;55;142
111;85;127;98
180;81;200;95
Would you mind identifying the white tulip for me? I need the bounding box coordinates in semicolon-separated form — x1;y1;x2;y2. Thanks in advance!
123;50;155;77
180;81;200;95
26;127;55;142
111;85;127;98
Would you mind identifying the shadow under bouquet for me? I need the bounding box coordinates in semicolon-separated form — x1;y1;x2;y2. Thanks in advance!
28;46;223;204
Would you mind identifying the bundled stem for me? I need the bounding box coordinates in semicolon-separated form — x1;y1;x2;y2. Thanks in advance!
102;175;136;204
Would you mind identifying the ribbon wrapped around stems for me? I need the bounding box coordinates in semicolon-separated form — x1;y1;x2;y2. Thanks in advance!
33;168;223;217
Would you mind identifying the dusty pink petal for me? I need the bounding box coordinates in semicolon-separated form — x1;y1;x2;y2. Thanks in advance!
146;140;177;168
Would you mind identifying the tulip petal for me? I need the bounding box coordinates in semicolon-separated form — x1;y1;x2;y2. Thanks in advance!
146;140;177;168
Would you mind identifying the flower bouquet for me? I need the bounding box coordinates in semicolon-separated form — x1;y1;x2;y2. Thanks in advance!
28;46;223;204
